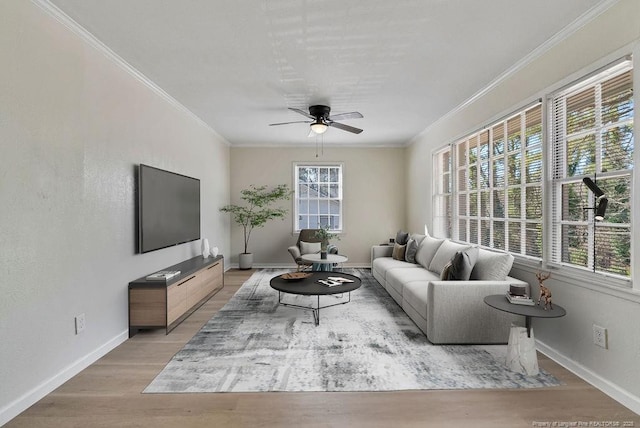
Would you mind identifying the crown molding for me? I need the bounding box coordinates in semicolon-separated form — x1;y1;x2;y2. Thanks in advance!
409;0;622;146
30;0;231;147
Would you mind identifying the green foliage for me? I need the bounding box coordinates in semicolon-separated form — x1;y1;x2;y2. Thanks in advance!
314;224;340;250
220;184;292;254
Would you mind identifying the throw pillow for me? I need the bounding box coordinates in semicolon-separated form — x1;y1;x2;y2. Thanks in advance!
447;247;479;280
440;260;453;280
395;230;409;245
404;238;419;263
470;248;515;281
299;241;321;255
414;235;444;269
428;240;470;274
392;243;407;260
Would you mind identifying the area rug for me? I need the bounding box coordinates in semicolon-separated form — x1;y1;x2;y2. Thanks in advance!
144;268;562;393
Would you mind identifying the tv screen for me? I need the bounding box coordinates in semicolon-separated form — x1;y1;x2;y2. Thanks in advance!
138;164;201;253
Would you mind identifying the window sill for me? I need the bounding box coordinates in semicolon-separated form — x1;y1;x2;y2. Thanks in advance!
512;260;640;304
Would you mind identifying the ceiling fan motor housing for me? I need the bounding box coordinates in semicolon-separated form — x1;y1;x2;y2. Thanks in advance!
309;105;331;120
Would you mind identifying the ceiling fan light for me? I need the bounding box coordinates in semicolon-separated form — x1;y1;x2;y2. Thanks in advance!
310;122;328;134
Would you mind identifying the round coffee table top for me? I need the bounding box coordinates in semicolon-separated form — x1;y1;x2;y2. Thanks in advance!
484;294;566;318
300;253;348;264
270;271;361;296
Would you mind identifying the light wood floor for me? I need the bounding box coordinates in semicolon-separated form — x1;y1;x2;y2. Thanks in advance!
7;269;639;428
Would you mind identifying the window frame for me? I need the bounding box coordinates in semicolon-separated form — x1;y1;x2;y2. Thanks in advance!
293;162;344;233
548;58;633;284
446;101;544;260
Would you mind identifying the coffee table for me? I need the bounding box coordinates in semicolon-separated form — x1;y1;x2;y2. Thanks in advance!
270;272;361;325
300;253;348;271
484;294;566;375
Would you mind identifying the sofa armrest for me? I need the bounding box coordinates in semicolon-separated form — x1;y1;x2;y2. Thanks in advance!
425;279;529;344
371;245;393;265
288;245;301;260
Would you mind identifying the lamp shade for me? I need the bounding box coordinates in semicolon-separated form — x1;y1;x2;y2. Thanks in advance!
310;121;328;134
595;198;608;221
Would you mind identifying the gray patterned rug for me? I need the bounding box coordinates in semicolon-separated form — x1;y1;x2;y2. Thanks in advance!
144;268;562;393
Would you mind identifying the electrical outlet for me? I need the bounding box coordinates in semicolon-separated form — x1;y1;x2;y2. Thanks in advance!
75;313;86;335
593;324;607;349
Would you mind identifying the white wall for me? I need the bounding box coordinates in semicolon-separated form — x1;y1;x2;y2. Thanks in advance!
0;1;230;424
406;0;640;412
228;146;406;266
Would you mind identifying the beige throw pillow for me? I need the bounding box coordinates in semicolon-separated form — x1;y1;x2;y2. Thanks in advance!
299;241;321;255
392;243;407;260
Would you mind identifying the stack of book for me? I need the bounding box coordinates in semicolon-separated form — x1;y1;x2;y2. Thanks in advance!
146;270;181;281
506;292;535;306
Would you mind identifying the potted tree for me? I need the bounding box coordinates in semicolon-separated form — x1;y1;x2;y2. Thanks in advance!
220;184;292;269
314;224;340;259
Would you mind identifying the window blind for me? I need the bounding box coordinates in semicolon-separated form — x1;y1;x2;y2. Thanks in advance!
549;59;633;279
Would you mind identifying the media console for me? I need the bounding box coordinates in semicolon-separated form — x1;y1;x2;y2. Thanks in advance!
128;255;224;337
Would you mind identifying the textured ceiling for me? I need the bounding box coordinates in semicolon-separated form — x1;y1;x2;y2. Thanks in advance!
48;0;608;147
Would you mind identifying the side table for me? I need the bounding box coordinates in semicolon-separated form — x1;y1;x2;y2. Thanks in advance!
484;295;566;376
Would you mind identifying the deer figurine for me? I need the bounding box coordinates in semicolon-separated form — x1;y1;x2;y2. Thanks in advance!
536;272;553;310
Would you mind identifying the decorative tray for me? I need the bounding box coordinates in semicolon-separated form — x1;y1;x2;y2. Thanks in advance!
280;272;312;281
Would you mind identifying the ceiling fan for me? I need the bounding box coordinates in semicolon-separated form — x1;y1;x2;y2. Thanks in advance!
269;105;363;135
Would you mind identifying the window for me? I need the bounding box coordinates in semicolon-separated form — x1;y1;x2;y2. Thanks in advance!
294;164;343;232
451;102;543;258
432;147;452;238
550;59;633;278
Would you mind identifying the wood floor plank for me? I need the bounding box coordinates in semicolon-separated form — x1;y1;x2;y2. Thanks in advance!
6;268;639;427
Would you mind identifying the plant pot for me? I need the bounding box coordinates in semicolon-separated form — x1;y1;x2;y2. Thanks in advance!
239;253;253;270
320;251;327;260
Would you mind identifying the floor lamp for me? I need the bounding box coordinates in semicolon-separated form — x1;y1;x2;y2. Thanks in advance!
583;176;608;271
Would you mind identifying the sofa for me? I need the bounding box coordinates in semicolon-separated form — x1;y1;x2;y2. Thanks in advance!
371;233;529;344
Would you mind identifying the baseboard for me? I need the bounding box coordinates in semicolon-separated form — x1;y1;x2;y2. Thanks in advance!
227;263;372;269
536;340;640;415
0;329;129;426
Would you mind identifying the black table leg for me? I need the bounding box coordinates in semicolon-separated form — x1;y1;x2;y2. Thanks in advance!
526;315;532;338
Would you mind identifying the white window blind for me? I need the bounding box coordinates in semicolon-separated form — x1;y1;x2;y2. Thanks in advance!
432;146;452;238
451;102;543;258
549;58;633;279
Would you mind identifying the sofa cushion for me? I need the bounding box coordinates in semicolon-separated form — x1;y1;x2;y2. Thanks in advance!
414;235;444;269
428;240;470;274
395;230;409;245
387;268;438;301
470;248;514;281
372;257;420;281
447;247;479;280
392;243;406;260
402;281;430;320
300;241;321;254
405;234;426;264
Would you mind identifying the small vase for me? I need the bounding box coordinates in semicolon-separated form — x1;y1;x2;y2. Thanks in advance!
321;251;327;260
202;238;210;258
211;246;219;257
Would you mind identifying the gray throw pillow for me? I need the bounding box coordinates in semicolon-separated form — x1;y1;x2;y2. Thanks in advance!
395;230;409;245
405;238;419;263
447;247;479;280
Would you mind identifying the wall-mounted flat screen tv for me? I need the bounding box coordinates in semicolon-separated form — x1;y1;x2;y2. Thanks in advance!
137;164;201;253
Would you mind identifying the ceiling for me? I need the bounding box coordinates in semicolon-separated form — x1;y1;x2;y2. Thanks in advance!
48;0;608;147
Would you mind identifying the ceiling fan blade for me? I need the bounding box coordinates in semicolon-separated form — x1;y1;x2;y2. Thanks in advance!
288;108;315;120
328;121;363;134
328;111;363;121
269;120;312;126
